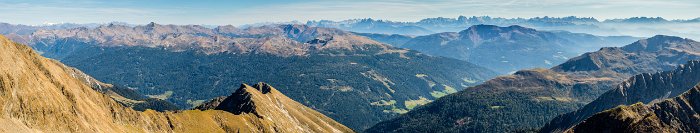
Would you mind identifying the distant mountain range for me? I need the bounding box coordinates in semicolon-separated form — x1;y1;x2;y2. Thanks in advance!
5;23;498;130
360;25;639;73
0;35;352;132
307;16;700;40
365;35;700;132
3;18;698;132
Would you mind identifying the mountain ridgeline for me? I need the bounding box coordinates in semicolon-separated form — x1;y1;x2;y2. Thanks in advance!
542;62;700;131
0;35;352;132
308;16;700;40
366;35;700;132
361;25;639;73
566;84;700;133
12;23;498;130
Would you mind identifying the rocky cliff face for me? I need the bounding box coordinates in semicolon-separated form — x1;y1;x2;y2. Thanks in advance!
566;84;700;133
542;36;700;132
0;35;352;132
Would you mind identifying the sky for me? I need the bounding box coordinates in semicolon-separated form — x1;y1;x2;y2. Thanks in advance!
0;0;699;26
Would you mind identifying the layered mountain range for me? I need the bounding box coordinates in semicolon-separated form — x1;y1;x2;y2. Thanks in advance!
6;23;498;130
361;25;639;73
0;35;352;132
365;35;700;132
308;16;700;40
27;23;392;56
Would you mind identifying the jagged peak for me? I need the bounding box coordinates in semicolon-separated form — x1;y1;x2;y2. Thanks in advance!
614;60;700;93
251;82;273;94
211;82;279;117
543;60;700;132
146;22;157;27
213;83;261;116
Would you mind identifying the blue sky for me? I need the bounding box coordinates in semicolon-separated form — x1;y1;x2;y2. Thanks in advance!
1;0;699;26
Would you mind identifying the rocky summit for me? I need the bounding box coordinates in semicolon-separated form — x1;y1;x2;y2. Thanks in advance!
0;34;352;132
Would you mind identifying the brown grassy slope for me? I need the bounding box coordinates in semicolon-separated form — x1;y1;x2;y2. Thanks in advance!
0;35;353;133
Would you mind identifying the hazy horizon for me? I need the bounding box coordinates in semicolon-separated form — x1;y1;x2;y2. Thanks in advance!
1;15;698;27
1;0;699;26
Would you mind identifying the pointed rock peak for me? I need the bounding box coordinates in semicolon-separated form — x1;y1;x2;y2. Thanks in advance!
251;82;273;94
214;83;260;116
281;24;312;35
146;22;157;27
359;18;376;22
211;82;277;116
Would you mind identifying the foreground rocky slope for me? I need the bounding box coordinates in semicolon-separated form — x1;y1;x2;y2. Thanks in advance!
57;64;178;111
566;84;700;133
9;23;498;130
366;35;700;132
0;35;352;132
